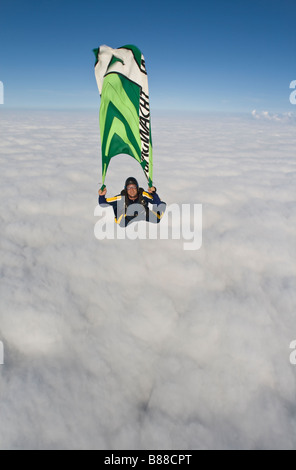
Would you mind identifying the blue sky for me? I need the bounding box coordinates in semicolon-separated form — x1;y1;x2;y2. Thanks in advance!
0;0;295;112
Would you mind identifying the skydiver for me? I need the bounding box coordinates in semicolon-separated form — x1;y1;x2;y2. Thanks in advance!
98;177;166;227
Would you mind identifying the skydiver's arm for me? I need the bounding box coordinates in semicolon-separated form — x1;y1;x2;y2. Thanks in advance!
146;186;162;205
99;187;107;196
98;187;108;206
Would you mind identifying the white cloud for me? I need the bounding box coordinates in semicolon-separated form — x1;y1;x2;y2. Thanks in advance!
251;109;296;122
0;110;295;449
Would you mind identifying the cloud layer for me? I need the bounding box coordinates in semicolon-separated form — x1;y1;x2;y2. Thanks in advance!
0;109;295;449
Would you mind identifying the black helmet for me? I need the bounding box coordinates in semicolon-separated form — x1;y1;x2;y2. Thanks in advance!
125;177;139;191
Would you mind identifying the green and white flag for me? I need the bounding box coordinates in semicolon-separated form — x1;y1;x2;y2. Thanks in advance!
94;45;153;187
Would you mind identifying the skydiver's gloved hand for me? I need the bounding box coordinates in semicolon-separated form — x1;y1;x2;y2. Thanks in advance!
99;187;107;196
148;186;157;194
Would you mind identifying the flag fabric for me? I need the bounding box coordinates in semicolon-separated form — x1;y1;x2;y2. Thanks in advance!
94;45;153;187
